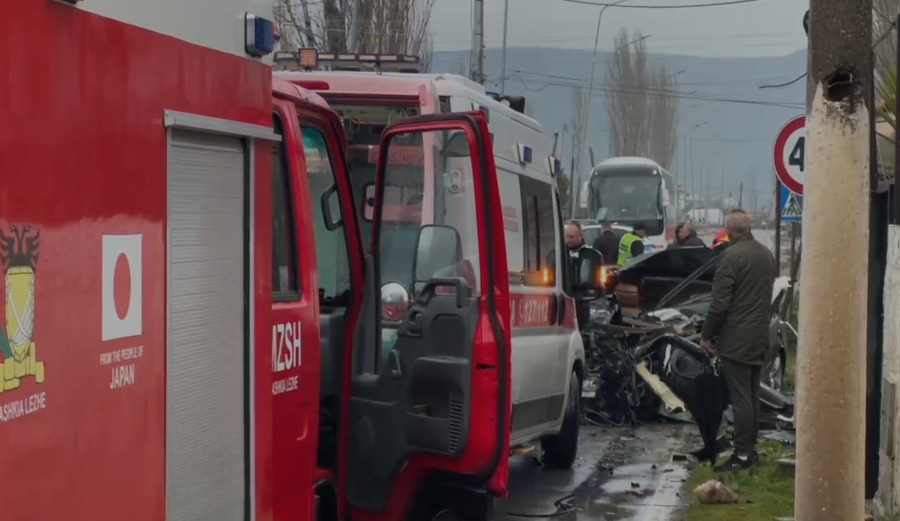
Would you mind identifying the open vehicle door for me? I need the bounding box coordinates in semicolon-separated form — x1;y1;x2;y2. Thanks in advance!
341;112;511;520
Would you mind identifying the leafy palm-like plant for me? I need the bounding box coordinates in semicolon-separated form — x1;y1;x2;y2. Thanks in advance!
877;67;897;142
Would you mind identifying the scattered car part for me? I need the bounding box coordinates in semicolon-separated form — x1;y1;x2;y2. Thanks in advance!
636;362;686;415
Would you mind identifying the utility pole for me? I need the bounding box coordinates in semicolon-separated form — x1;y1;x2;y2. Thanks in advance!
500;0;510;93
470;0;485;84
570;131;578;217
719;155;726;204
688;135;695;198
795;0;872;519
564;0;631;213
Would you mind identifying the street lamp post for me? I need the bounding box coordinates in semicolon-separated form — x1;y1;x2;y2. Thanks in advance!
563;0;631;218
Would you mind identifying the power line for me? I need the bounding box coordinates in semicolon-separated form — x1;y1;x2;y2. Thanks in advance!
759;73;807;89
587;126;776;142
507;72;804;109
509;73;803;109
562;0;769;8
514;68;805;89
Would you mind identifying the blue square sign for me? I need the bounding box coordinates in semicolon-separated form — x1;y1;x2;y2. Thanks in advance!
780;185;802;222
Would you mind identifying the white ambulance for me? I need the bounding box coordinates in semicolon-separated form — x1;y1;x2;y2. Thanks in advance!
277;69;589;467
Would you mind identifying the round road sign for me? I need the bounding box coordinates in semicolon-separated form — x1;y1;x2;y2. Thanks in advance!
773;115;806;195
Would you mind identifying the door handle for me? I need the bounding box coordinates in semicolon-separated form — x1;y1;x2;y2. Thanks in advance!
558;294;567;326
550;294;560;325
417;277;468;308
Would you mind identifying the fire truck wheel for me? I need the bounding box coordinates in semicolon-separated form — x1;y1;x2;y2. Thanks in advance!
540;371;580;469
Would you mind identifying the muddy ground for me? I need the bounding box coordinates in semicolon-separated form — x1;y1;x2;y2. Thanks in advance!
494;424;699;521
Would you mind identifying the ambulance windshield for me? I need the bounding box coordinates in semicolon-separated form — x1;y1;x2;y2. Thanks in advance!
333;104;431;286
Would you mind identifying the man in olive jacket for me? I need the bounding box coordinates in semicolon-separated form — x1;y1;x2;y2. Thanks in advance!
699;209;777;471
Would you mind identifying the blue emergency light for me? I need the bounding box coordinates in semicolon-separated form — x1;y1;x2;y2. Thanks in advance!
517;144;533;165
245;13;276;58
548;157;562;176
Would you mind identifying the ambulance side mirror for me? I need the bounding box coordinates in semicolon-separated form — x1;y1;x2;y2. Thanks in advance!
412;225;463;283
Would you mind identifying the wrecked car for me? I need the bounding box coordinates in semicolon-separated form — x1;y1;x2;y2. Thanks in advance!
579;246;794;425
612;246;789;393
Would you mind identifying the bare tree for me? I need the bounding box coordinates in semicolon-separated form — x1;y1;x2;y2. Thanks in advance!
649;66;679;169
274;0;316;48
274;0;435;69
604;28;679;169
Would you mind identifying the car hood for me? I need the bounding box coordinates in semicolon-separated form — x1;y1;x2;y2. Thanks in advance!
616;246;719;285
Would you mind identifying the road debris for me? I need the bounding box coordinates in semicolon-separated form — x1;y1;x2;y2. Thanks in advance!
694;479;739;504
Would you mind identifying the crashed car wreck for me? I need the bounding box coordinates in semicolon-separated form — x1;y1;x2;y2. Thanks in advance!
579;246;794;445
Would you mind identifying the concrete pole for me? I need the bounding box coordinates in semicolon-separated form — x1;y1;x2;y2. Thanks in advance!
795;0;872;519
774;179;781;270
500;0;510;94
470;0;485;84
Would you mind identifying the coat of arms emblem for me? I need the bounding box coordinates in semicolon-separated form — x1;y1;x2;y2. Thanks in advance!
0;225;44;394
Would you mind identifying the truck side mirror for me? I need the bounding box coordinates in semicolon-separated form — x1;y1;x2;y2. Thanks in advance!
577;248;606;292
412;224;463;283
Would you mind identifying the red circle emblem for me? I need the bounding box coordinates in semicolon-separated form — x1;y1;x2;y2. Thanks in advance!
113;253;132;320
772;115;806;195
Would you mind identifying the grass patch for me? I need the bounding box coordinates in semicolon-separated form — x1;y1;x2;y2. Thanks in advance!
784;346;796;393
783;298;798;393
682;441;795;521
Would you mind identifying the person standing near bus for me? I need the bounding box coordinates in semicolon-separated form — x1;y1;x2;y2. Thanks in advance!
668;222;706;249
564;221;601;330
616;223;648;266
593;223;620;265
564;221;591;260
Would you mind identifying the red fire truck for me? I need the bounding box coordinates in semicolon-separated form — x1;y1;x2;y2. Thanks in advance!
1;2;541;520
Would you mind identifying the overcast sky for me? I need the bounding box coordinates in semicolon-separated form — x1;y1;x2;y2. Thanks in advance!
430;0;808;57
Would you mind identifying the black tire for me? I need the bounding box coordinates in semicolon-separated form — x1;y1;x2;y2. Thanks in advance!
541;371;581;469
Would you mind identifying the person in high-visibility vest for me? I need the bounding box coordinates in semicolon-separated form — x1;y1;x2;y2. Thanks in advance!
616;223;648;266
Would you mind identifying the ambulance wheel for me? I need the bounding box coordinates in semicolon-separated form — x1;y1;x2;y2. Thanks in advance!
541;371;580;469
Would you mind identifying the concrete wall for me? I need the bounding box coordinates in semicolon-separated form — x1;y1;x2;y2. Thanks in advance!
877;225;900;513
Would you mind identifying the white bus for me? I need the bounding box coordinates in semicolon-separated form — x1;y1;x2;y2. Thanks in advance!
587;157;677;252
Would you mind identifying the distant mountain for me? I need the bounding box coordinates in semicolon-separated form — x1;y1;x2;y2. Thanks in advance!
433;47;808;210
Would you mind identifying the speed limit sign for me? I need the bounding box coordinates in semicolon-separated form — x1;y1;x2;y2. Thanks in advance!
773;115;806;195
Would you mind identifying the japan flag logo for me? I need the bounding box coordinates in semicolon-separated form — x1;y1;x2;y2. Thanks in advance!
102;235;142;341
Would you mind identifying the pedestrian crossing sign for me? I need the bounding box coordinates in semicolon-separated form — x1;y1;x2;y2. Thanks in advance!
780;185;802;222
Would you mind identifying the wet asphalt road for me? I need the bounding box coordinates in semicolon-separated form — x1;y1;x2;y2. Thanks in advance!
494;424;698;521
